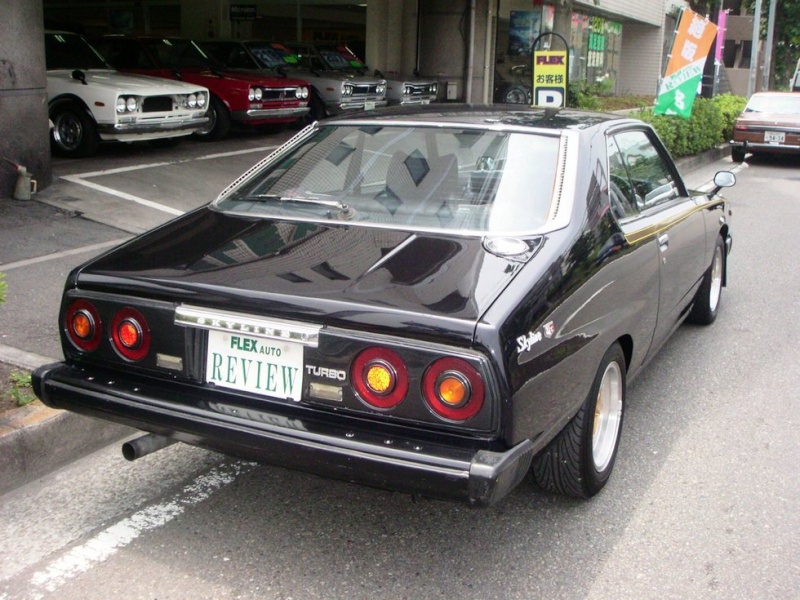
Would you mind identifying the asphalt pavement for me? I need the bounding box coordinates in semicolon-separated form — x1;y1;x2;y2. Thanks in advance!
0;139;731;495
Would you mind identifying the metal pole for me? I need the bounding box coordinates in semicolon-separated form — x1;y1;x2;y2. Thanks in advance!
747;0;762;97
761;0;777;91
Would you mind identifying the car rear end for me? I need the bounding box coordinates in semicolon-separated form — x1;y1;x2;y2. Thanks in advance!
35;267;532;506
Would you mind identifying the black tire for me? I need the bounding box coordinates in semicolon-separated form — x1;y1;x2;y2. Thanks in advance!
298;91;326;126
193;96;231;141
50;102;100;158
688;235;725;325
532;343;626;498
503;86;529;104
731;146;746;162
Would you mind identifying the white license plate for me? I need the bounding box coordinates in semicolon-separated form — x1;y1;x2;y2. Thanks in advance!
364;100;376;110
764;131;785;143
206;329;303;401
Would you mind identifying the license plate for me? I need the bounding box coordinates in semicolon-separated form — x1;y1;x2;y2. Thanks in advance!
364;100;376;110
764;131;785;143
206;329;303;401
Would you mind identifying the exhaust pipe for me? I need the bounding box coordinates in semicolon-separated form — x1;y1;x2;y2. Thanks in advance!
122;433;177;461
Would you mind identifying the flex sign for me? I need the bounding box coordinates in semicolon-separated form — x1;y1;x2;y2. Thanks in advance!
533;50;567;108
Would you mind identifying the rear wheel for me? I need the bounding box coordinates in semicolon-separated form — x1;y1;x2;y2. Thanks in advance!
532;343;626;498
731;146;746;162
50;102;100;158
193;96;231;141
688;235;725;325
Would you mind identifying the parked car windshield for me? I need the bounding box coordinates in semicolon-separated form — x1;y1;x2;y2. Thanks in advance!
45;33;109;70
244;43;293;69
745;94;800;115
215;124;561;235
140;38;220;70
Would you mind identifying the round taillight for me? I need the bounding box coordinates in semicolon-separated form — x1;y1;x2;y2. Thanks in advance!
110;307;150;361
351;347;408;409
422;357;485;421
65;299;102;351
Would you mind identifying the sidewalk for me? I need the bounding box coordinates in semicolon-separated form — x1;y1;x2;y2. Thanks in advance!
0;144;734;495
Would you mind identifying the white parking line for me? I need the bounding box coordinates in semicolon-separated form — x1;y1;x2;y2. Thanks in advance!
0;238;131;271
27;461;255;595
60;145;279;216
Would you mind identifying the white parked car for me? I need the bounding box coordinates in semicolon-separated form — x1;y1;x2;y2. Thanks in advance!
45;32;210;157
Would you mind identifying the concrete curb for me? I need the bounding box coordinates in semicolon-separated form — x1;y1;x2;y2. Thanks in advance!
0;344;133;495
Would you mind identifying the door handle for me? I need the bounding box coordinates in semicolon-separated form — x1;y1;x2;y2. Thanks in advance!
658;233;669;252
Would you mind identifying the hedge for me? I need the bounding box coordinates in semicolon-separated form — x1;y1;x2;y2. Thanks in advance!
635;94;748;158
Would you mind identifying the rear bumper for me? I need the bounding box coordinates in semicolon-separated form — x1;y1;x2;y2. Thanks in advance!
33;362;532;507
729;139;800;154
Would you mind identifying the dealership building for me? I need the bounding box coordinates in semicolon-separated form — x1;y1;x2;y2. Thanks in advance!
2;0;672;196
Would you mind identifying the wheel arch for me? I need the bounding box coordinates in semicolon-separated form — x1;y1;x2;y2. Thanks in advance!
49;94;96;124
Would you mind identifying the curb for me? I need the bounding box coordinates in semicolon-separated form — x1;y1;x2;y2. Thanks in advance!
0;344;133;495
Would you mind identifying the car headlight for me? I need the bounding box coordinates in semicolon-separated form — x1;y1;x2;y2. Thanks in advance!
196;92;207;108
116;96;139;113
186;94;197;108
342;83;353;97
430;83;438;95
249;87;263;102
296;86;309;99
377;84;386;95
404;85;413;96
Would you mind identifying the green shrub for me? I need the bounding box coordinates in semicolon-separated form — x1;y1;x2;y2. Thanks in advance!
638;94;747;158
0;273;6;305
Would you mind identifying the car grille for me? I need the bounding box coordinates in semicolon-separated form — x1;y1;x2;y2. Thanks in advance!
352;83;380;97
262;87;299;101
405;83;435;97
142;96;174;113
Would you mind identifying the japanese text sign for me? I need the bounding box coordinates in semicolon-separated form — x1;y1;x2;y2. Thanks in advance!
532;50;568;108
654;9;718;118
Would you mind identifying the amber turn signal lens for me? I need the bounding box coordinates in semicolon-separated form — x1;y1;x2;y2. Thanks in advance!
365;363;394;395
72;311;94;340
351;347;408;409
65;300;102;352
437;374;468;406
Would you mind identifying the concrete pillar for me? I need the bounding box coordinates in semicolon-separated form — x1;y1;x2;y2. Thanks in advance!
0;0;52;198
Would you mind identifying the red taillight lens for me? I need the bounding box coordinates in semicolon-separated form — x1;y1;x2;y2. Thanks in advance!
111;307;150;361
65;299;102;351
422;357;485;421
351;347;408;409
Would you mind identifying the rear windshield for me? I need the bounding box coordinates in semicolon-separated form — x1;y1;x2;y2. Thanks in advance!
214;124;561;235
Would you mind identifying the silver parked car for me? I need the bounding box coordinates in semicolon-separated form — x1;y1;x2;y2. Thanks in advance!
314;43;439;106
200;40;386;123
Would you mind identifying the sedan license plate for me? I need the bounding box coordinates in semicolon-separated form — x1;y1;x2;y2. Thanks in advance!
206;329;303;401
364;100;376;110
764;131;785;143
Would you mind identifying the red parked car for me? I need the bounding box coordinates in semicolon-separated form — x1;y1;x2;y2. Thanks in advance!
94;36;310;140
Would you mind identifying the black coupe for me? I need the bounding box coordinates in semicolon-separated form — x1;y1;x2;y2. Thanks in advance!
34;105;735;506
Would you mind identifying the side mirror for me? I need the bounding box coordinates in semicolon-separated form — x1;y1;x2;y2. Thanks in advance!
71;69;87;85
714;171;736;188
708;170;736;197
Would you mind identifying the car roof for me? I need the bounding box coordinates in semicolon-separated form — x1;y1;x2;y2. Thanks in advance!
323;104;633;132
